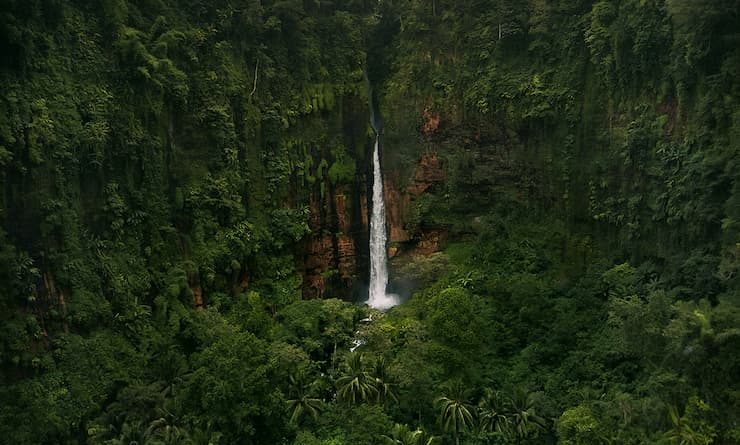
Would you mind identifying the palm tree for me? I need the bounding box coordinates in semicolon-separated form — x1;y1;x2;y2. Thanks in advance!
436;385;475;445
478;388;511;437
336;352;378;404
382;423;440;445
156;423;191;445
110;418;166;445
507;388;546;444
286;373;323;425
189;426;222;445
382;423;419;445
415;430;441;445
373;357;399;405
662;405;712;445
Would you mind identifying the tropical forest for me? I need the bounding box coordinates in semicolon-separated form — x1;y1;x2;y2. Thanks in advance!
1;0;739;444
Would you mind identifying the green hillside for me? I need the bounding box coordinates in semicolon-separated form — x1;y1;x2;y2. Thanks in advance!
1;1;739;444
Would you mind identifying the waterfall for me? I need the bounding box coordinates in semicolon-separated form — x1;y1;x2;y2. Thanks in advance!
368;135;398;310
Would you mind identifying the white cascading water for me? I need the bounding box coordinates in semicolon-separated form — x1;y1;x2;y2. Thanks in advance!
368;135;398;310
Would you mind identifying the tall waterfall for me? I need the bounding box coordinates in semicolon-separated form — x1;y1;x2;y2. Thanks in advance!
368;135;398;310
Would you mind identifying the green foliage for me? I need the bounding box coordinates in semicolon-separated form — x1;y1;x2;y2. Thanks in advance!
1;1;740;445
327;147;357;185
336;352;379;404
286;372;324;425
382;423;439;445
182;326;286;444
661;397;718;445
426;287;483;350
436;384;475;445
275;298;359;359
556;404;608;445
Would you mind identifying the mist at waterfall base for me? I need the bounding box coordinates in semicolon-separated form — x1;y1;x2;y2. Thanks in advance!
366;136;400;311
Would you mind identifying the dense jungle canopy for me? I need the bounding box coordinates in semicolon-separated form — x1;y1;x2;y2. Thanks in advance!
1;0;739;444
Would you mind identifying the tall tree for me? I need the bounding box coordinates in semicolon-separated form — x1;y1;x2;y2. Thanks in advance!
372;357;399;405
336;352;378;404
436;385;474;445
507;388;546;444
478;388;511;436
382;423;440;445
286;373;324;425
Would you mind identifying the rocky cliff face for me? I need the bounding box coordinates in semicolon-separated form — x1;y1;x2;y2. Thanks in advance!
299;134;449;300
385;150;447;256
301;181;369;300
295;93;534;300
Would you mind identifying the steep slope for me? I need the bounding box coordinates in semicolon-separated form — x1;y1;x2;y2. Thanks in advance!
1;1;739;444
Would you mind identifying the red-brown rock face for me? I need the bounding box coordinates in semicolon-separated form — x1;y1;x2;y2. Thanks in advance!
300;139;448;299
408;151;444;196
384;175;410;244
301;185;365;299
408;229;448;256
383;151;445;247
384;150;447;257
